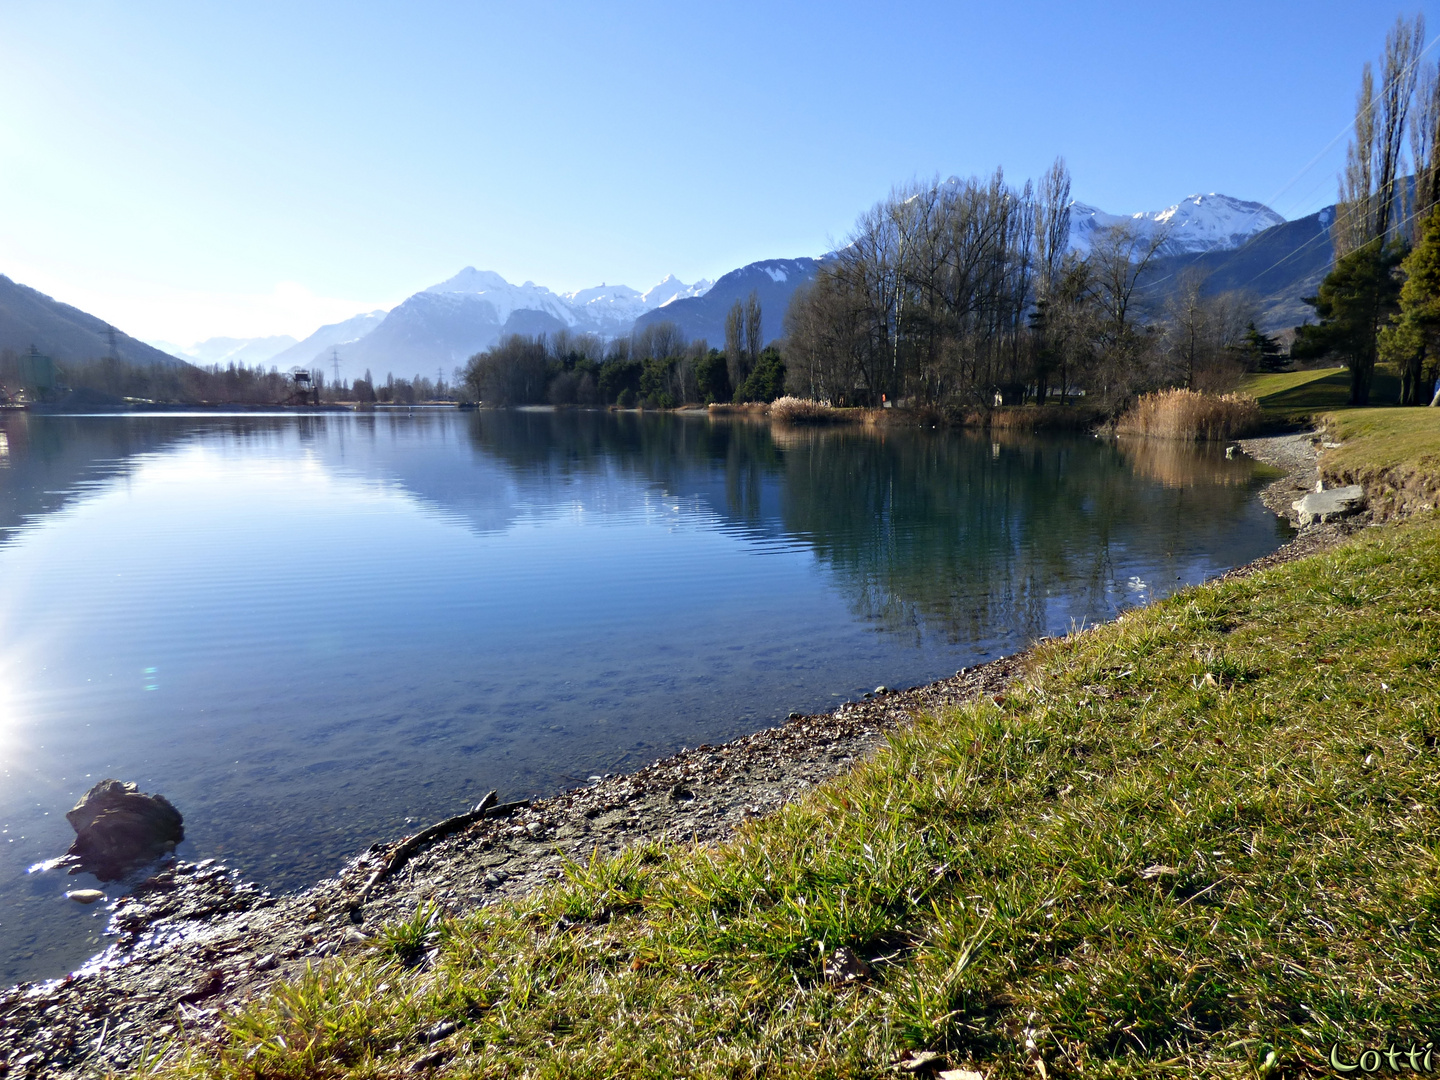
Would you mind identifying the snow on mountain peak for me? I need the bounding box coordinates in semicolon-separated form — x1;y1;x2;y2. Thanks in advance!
417;268;713;335
645;275;713;309
425;267;514;295
1068;193;1285;256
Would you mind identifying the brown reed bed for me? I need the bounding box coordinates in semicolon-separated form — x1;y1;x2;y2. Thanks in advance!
766;396;848;423
1115;388;1263;441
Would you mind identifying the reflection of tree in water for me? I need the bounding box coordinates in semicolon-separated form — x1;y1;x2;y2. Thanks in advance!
462;411;1286;646
5;411;1284;650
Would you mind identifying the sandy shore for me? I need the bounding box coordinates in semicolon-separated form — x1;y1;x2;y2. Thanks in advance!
0;431;1348;1079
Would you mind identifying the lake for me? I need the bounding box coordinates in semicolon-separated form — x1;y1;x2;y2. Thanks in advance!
0;408;1289;983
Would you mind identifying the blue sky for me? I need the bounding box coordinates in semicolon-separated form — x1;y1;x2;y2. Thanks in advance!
0;1;1431;344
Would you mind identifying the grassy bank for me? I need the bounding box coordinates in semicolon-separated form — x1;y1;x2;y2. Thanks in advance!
1319;408;1440;519
134;503;1440;1079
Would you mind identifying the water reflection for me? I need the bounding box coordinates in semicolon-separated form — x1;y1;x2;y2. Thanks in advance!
0;409;1287;983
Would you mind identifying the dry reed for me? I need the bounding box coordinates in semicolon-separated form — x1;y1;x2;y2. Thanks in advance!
1115;388;1263;441
767;396;846;423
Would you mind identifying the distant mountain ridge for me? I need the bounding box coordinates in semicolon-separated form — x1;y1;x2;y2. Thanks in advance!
0;275;185;369
268;311;391;377
1137;205;1335;335
633;258;822;347
322;269;713;380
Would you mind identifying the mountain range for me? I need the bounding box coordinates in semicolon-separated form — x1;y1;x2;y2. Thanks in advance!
3;190;1328;382
1136;206;1334;335
277;191;1307;379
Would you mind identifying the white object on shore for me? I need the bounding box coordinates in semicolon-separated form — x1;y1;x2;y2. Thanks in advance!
66;889;105;905
1293;484;1366;525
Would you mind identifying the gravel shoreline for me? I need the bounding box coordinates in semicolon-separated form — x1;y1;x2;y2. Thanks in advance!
0;431;1346;1079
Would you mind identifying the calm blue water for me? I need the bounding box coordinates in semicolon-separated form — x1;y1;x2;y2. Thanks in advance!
0;409;1289;981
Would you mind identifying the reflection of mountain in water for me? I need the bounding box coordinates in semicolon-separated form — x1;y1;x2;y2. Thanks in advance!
2;410;1289;649
450;410;1289;642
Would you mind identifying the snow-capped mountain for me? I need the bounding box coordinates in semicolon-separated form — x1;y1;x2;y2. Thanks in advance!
643;275;713;308
422;267;713;337
1069;193;1285;256
632;258;820;347
325;270;715;376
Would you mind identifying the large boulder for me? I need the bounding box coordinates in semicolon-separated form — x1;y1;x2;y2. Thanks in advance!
1292;484;1366;525
64;780;184;881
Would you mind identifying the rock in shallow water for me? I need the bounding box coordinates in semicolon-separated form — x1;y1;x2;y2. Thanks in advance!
63;779;184;881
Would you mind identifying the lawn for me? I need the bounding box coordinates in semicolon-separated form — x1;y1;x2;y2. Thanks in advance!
137;512;1440;1079
1238;366;1404;418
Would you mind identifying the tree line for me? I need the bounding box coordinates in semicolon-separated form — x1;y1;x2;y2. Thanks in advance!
782;162;1281;411
0;346;455;407
461;300;787;409
1298;13;1440;406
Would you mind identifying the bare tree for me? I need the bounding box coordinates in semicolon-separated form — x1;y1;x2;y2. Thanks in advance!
1336;15;1426;255
744;291;763;367
1083;222;1170;403
1411;60;1440;228
1166;271;1209;389
1036;158;1072;301
724;299;745;389
633;320;685;361
1376;15;1425;242
1335;64;1378;258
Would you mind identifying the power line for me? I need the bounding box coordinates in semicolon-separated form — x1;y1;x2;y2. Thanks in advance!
1138;25;1440;295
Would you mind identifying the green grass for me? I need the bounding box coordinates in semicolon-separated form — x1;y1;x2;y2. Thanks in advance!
135;514;1440;1080
1237;366;1347;407
1319;409;1440;517
1238;367;1404;419
1322;408;1440;478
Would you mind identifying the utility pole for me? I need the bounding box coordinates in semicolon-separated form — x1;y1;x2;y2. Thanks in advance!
331;348;342;387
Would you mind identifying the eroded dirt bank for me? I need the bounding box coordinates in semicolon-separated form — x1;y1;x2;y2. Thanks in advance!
0;432;1349;1079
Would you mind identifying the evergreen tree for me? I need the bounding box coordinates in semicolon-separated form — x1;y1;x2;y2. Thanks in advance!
1380;209;1440;404
1293;240;1403;404
1238;322;1286;373
734;348;787;403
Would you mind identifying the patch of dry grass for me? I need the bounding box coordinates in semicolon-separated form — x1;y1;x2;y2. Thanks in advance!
1116;388;1263;441
768;396;847;424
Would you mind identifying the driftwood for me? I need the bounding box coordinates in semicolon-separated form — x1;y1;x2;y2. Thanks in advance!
353;791;532;907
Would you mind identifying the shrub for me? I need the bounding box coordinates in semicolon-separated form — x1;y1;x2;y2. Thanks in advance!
1115;388;1263;441
768;396;842;423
